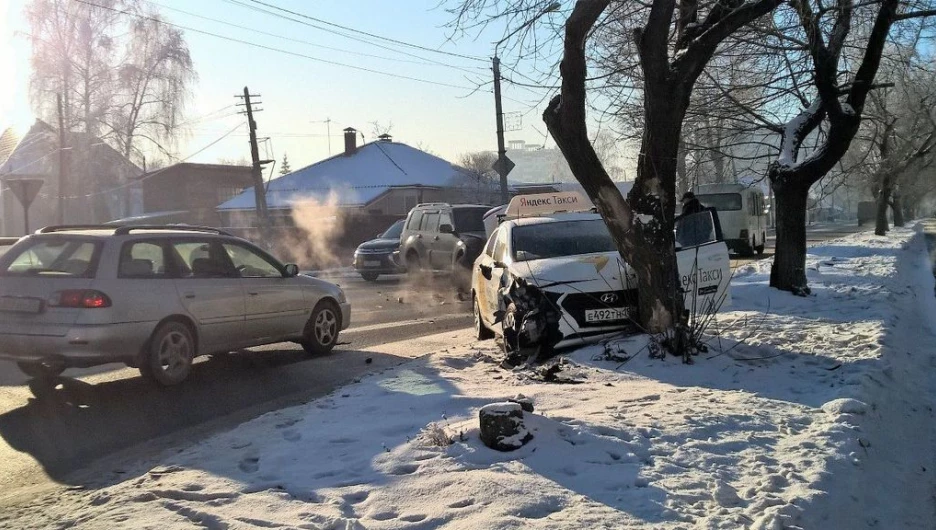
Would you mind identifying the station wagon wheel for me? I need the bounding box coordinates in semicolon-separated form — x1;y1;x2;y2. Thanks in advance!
301;301;341;355
141;322;194;386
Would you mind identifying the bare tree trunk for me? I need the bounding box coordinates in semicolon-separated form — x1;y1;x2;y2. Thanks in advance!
677;137;689;197
629;83;686;330
892;194;905;227
704;120;726;183
875;175;892;235
903;200;915;221
770;184;810;294
542;0;686;334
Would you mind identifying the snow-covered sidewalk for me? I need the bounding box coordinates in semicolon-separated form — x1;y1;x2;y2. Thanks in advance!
5;225;936;530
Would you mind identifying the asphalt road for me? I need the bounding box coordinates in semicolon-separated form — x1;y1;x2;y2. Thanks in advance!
0;273;472;506
0;221;865;506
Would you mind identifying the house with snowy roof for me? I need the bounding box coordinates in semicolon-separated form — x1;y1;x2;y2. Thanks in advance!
217;127;483;229
0;119;141;235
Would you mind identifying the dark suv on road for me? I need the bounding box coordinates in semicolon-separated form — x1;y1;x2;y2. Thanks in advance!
352;219;405;281
399;203;490;290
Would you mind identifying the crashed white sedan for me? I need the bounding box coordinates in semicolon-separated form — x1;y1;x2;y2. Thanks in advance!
471;192;731;359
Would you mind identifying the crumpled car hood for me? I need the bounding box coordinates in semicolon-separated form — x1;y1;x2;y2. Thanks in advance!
508;252;635;293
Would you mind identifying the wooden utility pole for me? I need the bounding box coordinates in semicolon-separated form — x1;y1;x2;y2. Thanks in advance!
237;87;270;230
57;93;66;225
491;55;511;204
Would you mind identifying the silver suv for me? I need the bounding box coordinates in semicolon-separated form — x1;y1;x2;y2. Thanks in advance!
0;225;351;386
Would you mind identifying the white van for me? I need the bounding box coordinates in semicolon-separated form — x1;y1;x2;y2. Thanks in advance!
693;183;768;256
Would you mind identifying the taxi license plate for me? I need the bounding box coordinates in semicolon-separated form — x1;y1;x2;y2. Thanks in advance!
0;296;43;314
585;307;629;323
362;260;381;267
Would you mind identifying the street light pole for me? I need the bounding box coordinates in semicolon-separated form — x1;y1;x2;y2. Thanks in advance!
491;2;561;204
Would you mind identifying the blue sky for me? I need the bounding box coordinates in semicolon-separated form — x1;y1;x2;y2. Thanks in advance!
1;0;568;172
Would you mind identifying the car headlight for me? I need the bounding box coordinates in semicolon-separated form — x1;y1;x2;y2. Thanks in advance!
335;287;348;304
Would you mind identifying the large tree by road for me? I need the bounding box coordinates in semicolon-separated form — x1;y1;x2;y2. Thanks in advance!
452;0;785;347
452;0;936;345
764;0;936;293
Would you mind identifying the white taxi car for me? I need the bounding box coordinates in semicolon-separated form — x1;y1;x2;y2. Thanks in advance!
471;192;730;352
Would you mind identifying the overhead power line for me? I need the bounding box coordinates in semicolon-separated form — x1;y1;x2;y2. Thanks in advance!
73;0;480;91
241;0;488;63
220;0;486;75
145;0;486;74
174;104;239;127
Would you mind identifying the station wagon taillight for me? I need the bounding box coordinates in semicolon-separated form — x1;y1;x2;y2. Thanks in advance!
50;290;112;308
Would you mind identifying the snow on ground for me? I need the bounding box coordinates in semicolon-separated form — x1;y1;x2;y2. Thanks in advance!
4;225;936;530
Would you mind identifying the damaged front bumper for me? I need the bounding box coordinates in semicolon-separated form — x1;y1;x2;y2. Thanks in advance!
496;276;638;363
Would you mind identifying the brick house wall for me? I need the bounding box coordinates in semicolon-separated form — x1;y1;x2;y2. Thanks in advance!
142;163;253;226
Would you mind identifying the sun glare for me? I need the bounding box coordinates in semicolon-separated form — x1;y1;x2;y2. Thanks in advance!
0;2;35;132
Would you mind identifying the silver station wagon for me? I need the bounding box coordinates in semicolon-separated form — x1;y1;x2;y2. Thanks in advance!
0;225;351;385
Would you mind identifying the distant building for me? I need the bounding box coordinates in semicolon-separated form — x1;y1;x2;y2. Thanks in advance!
109;162;254;227
218;127;483;237
0;119;141;235
220;128;478;220
216;127;493;264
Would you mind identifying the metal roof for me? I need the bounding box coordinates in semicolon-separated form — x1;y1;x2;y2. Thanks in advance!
218;141;474;211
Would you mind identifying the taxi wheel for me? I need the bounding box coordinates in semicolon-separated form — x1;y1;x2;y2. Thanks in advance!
474;295;494;340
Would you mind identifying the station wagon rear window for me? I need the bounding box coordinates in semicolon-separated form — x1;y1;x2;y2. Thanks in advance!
697;193;743;211
0;238;102;277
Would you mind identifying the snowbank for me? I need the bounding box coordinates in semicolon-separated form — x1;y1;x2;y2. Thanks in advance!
5;225;935;529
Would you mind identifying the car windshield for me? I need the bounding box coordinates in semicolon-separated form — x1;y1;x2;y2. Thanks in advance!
0;238;101;277
381;220;405;239
512;219;617;261
697;193;743;211
452;208;487;233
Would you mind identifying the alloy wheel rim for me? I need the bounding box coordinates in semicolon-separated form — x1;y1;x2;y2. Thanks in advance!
315;309;338;345
158;331;192;376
